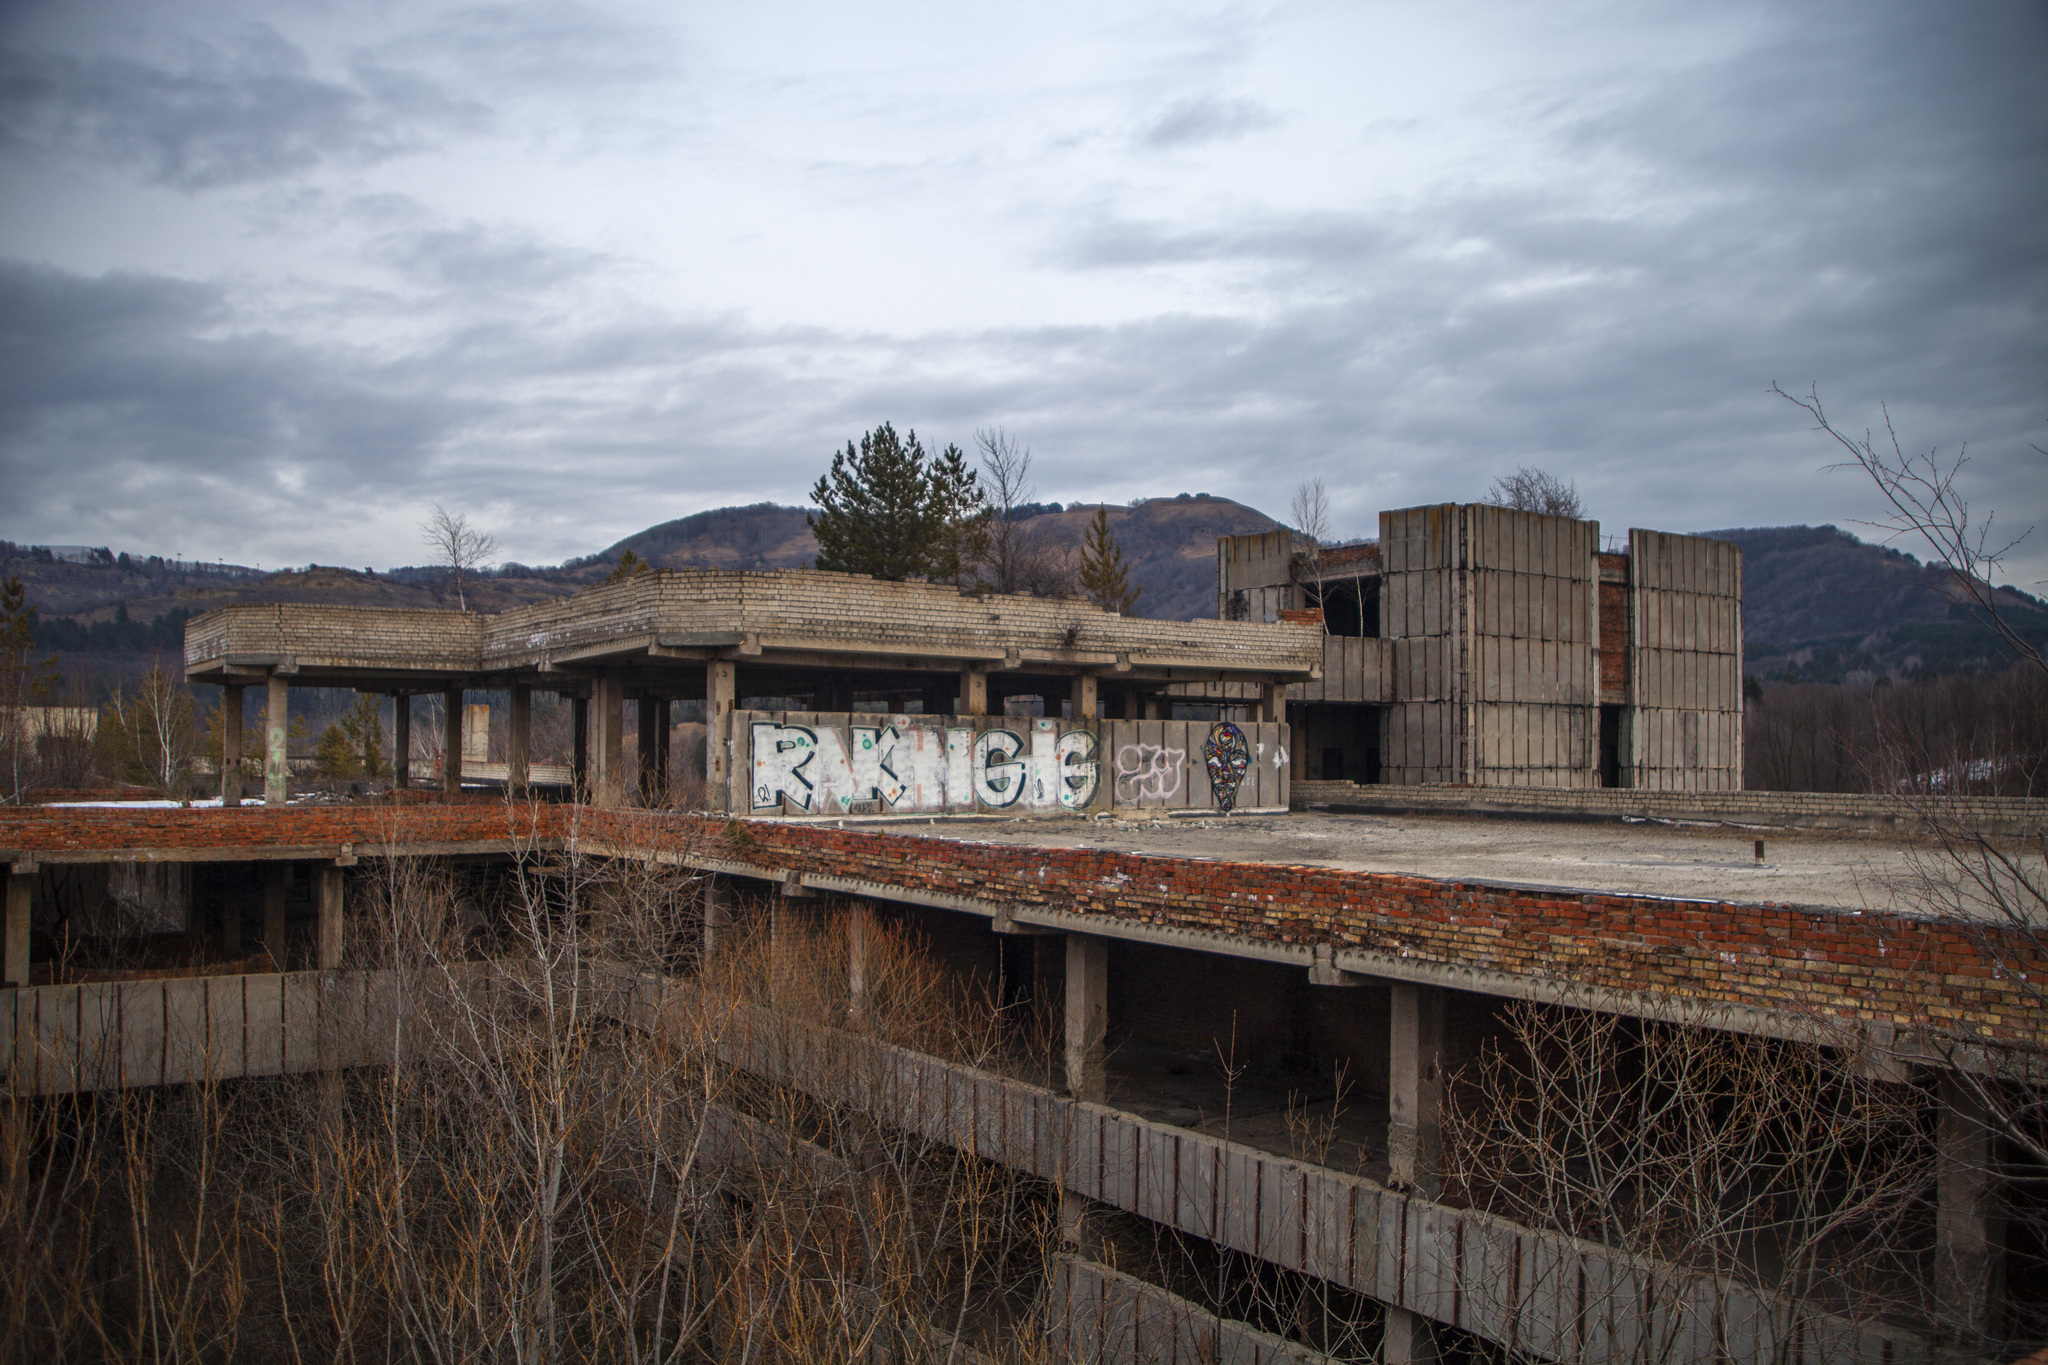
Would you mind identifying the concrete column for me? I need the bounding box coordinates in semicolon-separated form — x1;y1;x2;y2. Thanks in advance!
571;696;589;793
1119;688;1141;721
315;865;344;970
264;673;289;805
959;666;988;717
1388;983;1444;1197
1383;1306;1439;1365
1064;934;1108;1103
4;867;31;986
1143;694;1168;721
393;694;410;789
1070;674;1097;721
1261;680;1287;726
507;683;531;795
701;876;732;968
591;675;626;807
442;686;464;795
219;684;244;805
706;660;736;811
847;905;871;1024
262;864;288;968
1936;1071;2006;1337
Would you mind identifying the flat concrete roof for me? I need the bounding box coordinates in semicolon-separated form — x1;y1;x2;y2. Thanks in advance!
183;567;1325;693
884;809;2017;917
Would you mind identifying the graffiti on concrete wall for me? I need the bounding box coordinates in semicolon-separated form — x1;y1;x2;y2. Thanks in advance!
1112;741;1186;803
1204;722;1252;813
750;718;1099;815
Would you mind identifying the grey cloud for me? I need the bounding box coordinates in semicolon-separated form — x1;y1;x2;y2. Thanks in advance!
1140;95;1277;147
0;26;486;189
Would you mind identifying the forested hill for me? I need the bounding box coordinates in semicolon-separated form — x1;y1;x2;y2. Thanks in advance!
1709;525;2048;681
592;494;1281;623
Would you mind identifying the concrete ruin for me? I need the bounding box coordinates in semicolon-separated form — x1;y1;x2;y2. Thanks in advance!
1201;504;1742;791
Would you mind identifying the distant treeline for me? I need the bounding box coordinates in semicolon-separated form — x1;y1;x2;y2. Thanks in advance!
2;540;261;577
1745;662;2046;795
33;605;198;655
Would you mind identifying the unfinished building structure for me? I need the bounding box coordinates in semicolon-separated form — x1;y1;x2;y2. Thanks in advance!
1208;504;1742;791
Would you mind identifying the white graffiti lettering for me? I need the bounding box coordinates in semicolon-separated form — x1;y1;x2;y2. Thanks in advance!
972;729;1026;807
1056;730;1100;809
1113;742;1186;803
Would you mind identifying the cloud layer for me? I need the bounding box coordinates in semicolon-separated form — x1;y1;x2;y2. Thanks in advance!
1;0;2042;587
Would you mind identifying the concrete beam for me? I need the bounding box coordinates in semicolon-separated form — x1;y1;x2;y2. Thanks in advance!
5;867;31;986
508;683;531;795
315;865;344;970
442;686;464;795
1064;934;1108;1104
220;684;244;806
1388;982;1443;1197
264;673;289;805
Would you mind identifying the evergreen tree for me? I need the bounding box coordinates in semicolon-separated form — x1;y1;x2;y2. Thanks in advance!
1;576;60;800
315;722;361;779
339;693;388;778
604;548;653;583
1078;506;1142;614
808;423;984;581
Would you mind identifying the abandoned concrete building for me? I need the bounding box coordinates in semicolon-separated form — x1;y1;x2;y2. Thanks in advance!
1;557;2040;1362
1198;504;1742;793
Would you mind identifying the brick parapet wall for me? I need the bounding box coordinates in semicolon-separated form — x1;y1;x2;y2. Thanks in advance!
6;804;2039;1048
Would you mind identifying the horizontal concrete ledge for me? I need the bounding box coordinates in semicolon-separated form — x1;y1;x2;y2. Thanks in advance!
4;838;560;866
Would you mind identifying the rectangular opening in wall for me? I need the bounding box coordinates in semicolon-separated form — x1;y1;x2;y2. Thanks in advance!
1599;704;1622;787
1310;578;1380;637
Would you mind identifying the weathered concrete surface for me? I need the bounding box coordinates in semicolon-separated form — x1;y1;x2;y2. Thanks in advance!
919;810;2026;916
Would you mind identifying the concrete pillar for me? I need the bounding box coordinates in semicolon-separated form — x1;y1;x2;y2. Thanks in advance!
219;684;244;805
4;867;31;986
315;865;344;970
393;694;410;789
442;686;464;795
262;864;288;968
701;876;732;968
507;683;531;795
1070;674;1097;721
264;673;289;805
1064;934;1108;1103
959;666;988;717
1936;1071;2006;1337
571;696;589;793
1261;680;1287;726
591;675;626;807
1388;983;1444;1197
1383;1306;1439;1365
706;660;736;811
1119;688;1141;721
1143;694;1168;721
847;905;871;1024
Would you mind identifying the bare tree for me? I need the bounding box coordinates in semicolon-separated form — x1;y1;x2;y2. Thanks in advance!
1290;478;1332;627
1778;383;2048;1348
1484;466;1584;518
421;504;500;611
976;427;1034;594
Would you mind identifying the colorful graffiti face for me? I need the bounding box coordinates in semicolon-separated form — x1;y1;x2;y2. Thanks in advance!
1204;722;1252;813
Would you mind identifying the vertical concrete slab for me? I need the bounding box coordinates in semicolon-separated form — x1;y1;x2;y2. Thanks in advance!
220;683;244;805
204;974;247;1082
1064;934;1107;1102
280;970;319;1073
265;672;289;805
244;971;284;1077
1179;1132;1222;1241
73;981;122;1092
507;683;531;794
162;975;208;1085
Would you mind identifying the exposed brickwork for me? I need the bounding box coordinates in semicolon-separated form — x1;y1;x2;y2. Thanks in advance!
5;804;2039;1047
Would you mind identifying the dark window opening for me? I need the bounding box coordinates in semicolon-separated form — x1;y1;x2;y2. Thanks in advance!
1306;579;1379;637
1599;705;1623;788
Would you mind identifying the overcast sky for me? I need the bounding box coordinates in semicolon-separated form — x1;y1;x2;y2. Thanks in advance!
2;1;2043;583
